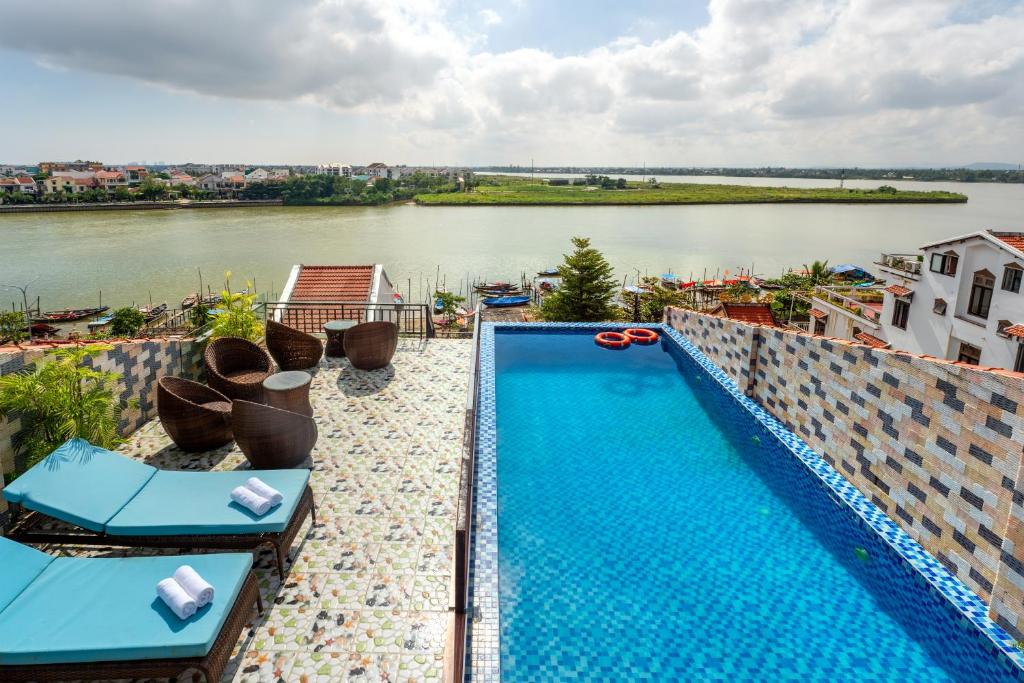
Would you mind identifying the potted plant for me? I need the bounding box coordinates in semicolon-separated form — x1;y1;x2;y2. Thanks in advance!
0;344;133;476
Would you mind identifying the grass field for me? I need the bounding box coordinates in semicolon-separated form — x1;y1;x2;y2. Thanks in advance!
415;175;968;206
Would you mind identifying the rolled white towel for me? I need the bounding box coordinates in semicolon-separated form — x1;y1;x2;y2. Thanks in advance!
174;565;214;608
244;477;283;506
230;486;272;516
157;577;197;620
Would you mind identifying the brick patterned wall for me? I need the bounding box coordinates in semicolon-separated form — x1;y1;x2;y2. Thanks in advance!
664;307;1024;639
664;307;757;392
0;339;204;522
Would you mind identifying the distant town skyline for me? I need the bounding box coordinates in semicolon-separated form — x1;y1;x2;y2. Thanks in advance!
1;0;1022;166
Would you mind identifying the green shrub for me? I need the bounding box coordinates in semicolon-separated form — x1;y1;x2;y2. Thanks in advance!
541;237;619;322
0;311;28;344
109;307;147;337
0;344;131;475
210;273;262;342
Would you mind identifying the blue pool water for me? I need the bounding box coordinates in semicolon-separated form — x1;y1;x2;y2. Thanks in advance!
491;328;1021;682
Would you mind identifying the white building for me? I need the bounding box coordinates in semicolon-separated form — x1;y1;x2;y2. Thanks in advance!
876;229;1024;372
314;164;352;177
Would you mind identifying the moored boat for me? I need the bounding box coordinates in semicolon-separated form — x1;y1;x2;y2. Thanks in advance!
482;295;530;308
87;313;114;329
32;306;109;323
139;303;168;321
536;268;560;277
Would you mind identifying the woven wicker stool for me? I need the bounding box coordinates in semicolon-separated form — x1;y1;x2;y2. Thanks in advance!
263;371;313;417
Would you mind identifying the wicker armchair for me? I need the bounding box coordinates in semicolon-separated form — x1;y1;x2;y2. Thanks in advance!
265;319;323;371
156;376;233;452
343;321;399;370
232;400;318;469
204;337;274;402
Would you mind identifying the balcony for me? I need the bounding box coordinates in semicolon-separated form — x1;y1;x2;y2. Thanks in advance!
811;286;883;328
875;252;922;280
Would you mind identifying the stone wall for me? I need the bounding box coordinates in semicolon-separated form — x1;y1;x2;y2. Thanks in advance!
0;338;204;521
664;307;1024;639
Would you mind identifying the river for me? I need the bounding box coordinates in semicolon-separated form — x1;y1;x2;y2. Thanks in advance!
1;175;1021;311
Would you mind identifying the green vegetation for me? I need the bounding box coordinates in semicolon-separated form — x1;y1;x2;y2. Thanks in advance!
433;290;466;323
0;344;131;476
415;174;967;206
0;311;28;344
280;172;465;206
541;237;620;322
108;307;147;338
209;273;262;342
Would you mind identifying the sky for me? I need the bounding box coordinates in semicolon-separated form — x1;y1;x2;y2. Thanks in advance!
0;0;1022;167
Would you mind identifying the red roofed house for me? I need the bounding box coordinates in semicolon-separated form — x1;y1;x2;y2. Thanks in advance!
277;265;397;333
710;302;779;327
0;176;38;200
877;229;1024;372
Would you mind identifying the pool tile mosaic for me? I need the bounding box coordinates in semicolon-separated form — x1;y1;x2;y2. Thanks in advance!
13;337;471;681
468;321;1024;681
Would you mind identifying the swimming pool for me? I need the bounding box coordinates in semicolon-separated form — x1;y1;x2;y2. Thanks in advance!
467;323;1024;682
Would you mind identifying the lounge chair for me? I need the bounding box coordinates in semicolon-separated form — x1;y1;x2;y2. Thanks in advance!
3;439;316;576
0;537;261;682
157;376;234;452
204;336;274;402
265;319;323;370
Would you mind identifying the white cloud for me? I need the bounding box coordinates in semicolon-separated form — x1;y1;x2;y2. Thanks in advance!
479;9;502;26
0;0;1022;164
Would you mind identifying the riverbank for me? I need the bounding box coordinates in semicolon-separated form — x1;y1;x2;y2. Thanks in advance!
414;177;968;206
0;199;283;213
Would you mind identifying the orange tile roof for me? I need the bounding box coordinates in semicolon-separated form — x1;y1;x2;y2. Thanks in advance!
290;265;374;302
992;232;1024;253
809;308;827;319
854;332;890;348
1003;324;1024;339
885;284;913;297
721;302;777;326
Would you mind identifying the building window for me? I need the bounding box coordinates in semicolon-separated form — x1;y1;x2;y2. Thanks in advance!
933;298;947;315
813;318;826;335
930;251;958;276
1002;265;1022;293
958;342;982;365
1016;344;1024;373
892;298;910;329
968;270;995;318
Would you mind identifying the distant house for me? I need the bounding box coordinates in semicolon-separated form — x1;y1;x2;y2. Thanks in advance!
365;162;390;178
277;264;397;333
38;160;103;174
42;172;97;195
315;164;351;177
245;168;271;182
168;172;194;186
0;176;38;199
94;170;127;192
119;166;148;185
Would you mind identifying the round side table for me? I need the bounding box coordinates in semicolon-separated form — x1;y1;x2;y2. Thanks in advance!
262;371;313;417
323;319;358;357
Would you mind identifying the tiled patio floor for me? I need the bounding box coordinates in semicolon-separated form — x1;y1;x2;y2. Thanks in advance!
86;338;471;682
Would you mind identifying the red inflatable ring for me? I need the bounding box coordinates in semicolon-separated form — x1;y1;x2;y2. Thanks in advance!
624;328;660;344
594;331;630;349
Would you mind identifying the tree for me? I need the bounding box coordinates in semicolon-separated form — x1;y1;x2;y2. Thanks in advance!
0;344;130;475
803;260;832;287
137;176;168;200
0;311;28;343
108;307;147;337
541;237;619;321
434;290;466;323
113;186;132;201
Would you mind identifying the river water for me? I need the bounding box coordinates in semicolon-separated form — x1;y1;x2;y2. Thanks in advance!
1;175;1021;310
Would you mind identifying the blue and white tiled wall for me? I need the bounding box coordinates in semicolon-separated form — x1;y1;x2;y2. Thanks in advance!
665;306;1024;642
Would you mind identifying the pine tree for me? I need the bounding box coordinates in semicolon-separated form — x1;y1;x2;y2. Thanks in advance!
541;236;619;321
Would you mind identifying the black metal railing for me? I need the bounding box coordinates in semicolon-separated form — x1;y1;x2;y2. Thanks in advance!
256;301;435;339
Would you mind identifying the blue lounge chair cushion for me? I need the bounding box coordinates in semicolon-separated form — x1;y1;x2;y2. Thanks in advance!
1;439;156;532
0;537;54;614
0;552;251;665
106;469;310;535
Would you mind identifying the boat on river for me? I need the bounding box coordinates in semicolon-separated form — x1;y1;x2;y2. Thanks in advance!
32;306;109;323
139;303;168;321
482;295;530;308
537;268;560;277
87;313;114;329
